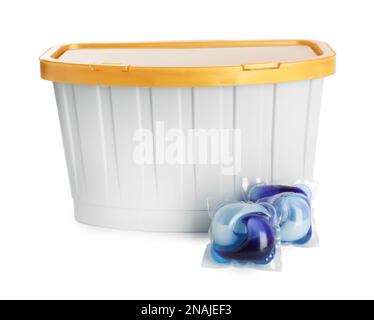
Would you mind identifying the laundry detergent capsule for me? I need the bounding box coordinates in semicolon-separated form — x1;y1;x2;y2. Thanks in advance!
210;202;276;264
247;183;312;244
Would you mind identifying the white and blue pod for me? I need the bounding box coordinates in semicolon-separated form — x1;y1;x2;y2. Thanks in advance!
247;184;312;245
210;202;278;265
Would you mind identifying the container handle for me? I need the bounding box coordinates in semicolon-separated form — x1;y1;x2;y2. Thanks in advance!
241;62;280;71
90;63;130;72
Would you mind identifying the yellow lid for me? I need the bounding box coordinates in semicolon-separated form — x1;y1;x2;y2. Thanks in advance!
40;40;336;87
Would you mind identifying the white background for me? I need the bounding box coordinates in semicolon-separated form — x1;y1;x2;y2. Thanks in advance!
0;0;373;300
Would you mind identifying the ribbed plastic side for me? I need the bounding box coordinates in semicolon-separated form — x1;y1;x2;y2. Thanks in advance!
53;79;323;232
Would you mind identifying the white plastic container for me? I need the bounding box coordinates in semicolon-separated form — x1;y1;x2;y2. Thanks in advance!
40;40;335;232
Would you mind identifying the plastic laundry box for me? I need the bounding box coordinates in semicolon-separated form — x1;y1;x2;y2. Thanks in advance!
40;40;335;232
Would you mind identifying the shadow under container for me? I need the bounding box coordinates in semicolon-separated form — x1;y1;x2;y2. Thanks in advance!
40;40;336;232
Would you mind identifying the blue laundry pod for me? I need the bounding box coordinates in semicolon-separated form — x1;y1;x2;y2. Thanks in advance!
248;183;312;244
211;202;276;264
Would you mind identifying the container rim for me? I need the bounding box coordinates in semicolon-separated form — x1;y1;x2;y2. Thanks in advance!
40;40;336;87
